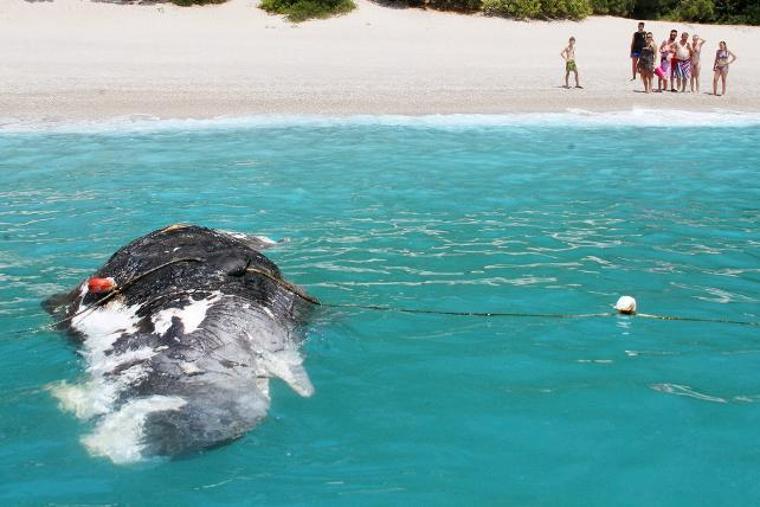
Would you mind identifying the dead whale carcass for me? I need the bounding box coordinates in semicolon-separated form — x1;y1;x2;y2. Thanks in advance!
45;224;317;463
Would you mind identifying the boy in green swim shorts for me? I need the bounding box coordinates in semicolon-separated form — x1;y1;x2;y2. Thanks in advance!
561;37;582;89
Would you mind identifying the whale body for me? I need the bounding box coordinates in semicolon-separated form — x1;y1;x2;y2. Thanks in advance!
45;224;316;463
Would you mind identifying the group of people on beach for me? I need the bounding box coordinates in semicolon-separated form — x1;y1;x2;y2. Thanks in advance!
559;21;738;96
630;22;737;95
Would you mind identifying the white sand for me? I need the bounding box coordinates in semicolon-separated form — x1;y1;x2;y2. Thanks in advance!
2;0;760;121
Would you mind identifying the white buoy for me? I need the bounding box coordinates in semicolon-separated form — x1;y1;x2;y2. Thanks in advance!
614;296;637;315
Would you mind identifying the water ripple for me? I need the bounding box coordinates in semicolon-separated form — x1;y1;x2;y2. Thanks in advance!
650;383;727;404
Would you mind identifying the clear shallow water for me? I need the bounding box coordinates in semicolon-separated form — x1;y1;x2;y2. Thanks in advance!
1;114;760;506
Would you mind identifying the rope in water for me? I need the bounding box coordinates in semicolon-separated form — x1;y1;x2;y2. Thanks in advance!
317;303;760;327
319;303;609;319
5;256;759;339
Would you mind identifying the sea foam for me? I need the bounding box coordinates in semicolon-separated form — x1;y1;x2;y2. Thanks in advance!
2;109;760;134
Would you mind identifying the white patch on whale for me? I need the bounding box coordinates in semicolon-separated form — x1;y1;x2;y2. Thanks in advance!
151;292;221;336
61;289;222;421
51;379;118;420
82;395;187;464
53;283;160;421
70;295;141;344
51;357;152;419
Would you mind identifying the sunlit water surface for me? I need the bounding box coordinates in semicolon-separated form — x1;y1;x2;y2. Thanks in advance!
1;115;759;505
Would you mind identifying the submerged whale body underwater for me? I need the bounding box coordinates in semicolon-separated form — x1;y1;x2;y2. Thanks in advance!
45;224;317;464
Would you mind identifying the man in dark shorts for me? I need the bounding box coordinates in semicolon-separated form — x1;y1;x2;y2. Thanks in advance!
630;22;646;81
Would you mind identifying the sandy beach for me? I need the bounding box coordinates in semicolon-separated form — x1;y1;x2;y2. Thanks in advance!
2;0;760;121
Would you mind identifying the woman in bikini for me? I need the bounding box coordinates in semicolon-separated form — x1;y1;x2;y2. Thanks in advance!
690;35;706;93
713;41;737;97
637;33;657;93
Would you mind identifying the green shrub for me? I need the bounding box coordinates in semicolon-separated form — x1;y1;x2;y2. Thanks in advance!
381;0;482;10
673;0;715;22
716;0;760;24
483;0;590;18
632;0;678;19
742;3;760;24
260;0;355;21
260;0;760;24
624;0;759;25
590;0;635;16
544;0;592;19
590;0;609;13
376;0;758;23
427;0;483;11
568;0;593;18
482;0;542;18
170;0;227;5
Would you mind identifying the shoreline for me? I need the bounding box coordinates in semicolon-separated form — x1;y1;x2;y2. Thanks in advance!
3;0;760;121
3;89;760;123
4;108;760;133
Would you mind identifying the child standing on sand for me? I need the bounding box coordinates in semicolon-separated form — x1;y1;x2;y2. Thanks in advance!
561;37;582;89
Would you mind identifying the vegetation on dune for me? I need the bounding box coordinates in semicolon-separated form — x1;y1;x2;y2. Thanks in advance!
115;0;760;24
385;0;482;11
108;0;359;20
588;0;635;16
593;0;758;24
124;0;355;21
169;0;227;5
259;0;356;21
106;0;227;4
381;0;760;23
481;0;592;20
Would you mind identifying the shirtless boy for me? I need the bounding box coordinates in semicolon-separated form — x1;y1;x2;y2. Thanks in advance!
561;37;582;89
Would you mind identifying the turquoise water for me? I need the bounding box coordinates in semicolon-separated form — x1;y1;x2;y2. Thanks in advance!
1;115;760;506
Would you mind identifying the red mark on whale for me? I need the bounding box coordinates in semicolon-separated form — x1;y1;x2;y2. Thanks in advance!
88;277;117;294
